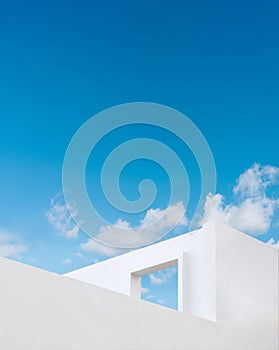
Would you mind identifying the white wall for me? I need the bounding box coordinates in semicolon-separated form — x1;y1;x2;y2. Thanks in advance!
66;221;279;349
215;221;279;350
0;221;278;350
66;221;217;321
0;255;223;350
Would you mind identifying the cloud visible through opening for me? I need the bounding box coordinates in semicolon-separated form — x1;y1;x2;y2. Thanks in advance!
149;267;177;285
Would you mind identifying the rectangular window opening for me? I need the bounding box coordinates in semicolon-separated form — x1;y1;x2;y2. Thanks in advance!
140;262;178;310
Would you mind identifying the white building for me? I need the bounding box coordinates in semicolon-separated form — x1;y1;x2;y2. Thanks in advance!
0;221;278;349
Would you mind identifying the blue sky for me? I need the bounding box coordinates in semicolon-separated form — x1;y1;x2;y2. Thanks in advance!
0;0;279;309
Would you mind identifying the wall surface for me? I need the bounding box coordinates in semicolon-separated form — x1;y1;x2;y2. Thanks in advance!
66;221;279;350
66;222;217;321
0;255;220;350
215;221;278;350
0;222;278;350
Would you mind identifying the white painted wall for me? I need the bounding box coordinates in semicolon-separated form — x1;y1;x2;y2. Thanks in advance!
0;221;278;350
66;221;217;321
215;221;279;350
0;255;219;350
66;221;278;349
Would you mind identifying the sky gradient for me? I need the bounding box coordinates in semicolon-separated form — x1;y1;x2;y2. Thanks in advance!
0;0;278;309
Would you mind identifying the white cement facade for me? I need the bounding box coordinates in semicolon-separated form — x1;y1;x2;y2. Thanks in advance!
0;221;278;349
67;221;218;321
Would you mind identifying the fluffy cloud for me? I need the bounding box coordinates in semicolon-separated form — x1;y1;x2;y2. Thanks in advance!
233;164;279;198
80;238;123;257
0;229;27;258
149;267;177;285
46;195;80;238
81;201;187;256
201;164;279;235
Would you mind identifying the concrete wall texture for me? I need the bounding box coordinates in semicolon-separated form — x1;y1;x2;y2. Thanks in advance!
0;221;278;349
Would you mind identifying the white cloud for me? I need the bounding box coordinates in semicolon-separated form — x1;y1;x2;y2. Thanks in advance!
233;164;279;198
62;258;72;265
80;238;123;257
46;194;80;238
201;164;279;235
140;203;187;228
46;194;186;257
267;237;279;249
0;229;27;258
145;294;154;300
142;293;167;306
141;287;150;295
72;252;99;264
149;267;177;285
80;201;187;256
